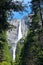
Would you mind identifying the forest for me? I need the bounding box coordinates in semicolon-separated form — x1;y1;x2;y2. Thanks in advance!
0;0;43;65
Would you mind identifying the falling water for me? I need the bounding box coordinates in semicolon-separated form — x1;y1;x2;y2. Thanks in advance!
12;21;22;60
18;21;22;40
7;20;23;61
12;40;19;61
12;45;17;60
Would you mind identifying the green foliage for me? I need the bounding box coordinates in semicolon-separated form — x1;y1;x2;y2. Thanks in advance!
15;40;24;65
19;31;35;65
18;0;43;65
0;31;12;62
3;42;12;62
0;61;11;65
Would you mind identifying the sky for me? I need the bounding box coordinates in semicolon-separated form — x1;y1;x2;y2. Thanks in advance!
9;0;32;20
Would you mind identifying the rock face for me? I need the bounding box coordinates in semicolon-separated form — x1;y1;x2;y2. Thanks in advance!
7;16;30;60
21;16;30;37
7;19;19;46
7;19;19;60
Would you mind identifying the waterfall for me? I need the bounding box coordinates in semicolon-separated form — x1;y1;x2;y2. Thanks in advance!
12;40;18;60
12;46;16;60
12;21;22;61
7;20;22;61
18;21;22;40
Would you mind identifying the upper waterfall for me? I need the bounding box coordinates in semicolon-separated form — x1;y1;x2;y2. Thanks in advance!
18;21;22;40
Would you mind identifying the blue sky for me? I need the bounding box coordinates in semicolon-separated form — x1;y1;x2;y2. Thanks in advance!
9;0;32;20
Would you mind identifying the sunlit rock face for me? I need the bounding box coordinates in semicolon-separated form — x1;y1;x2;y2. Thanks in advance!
21;16;30;37
7;19;19;45
7;19;25;60
7;16;30;60
7;19;20;60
